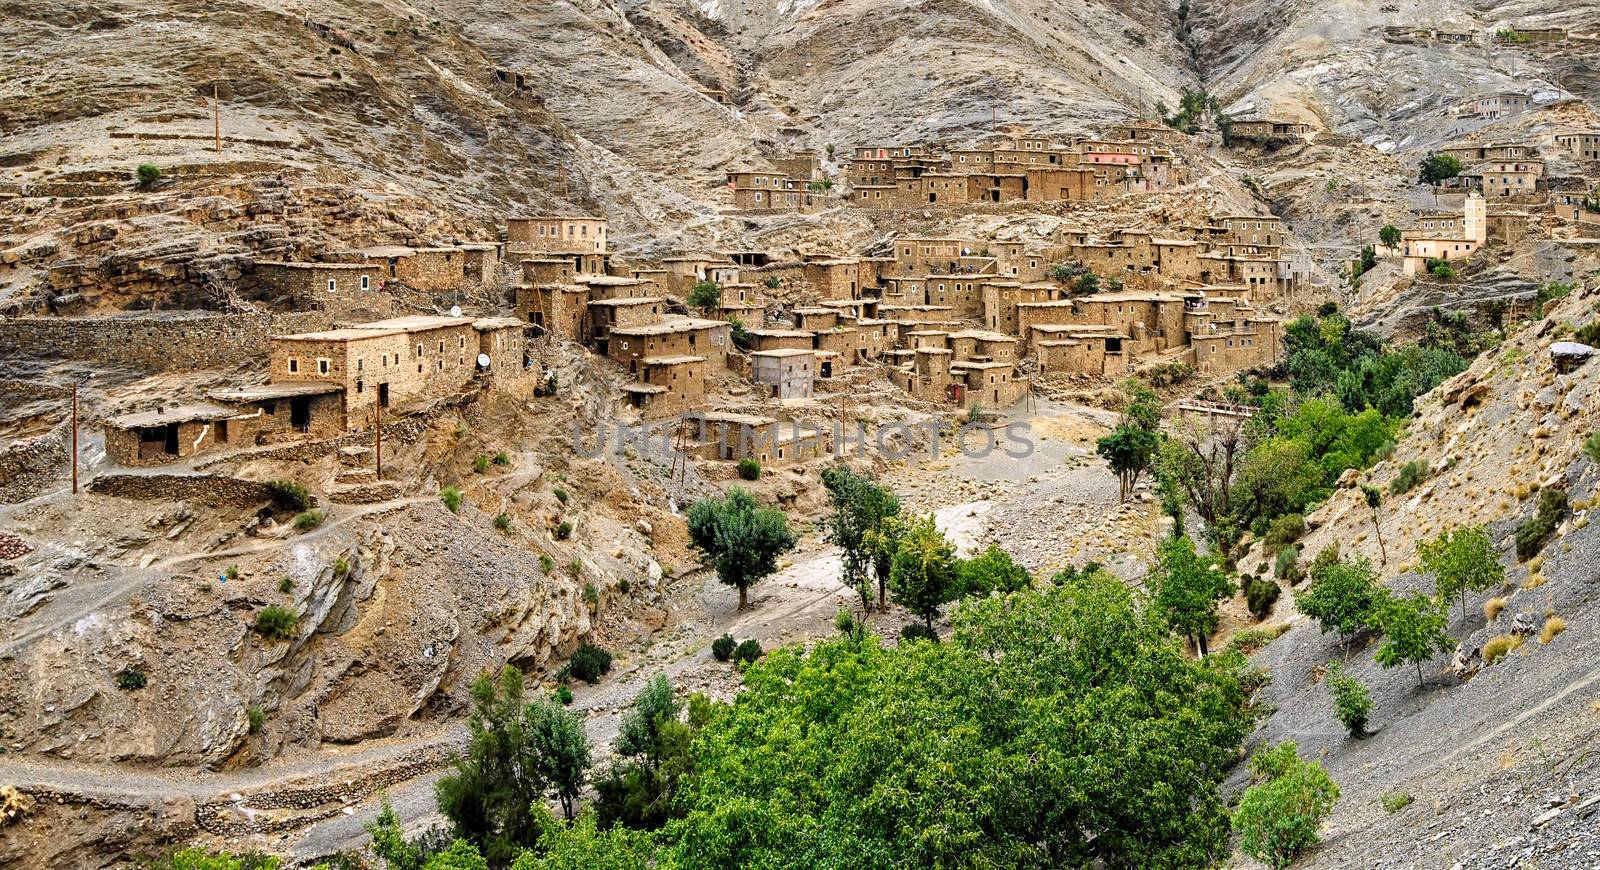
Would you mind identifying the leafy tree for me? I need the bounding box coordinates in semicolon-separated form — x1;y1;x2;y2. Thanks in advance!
686;488;797;609
955;543;1031;596
136;163;162;188
1146;534;1233;655
1371;592;1453;688
1233;742;1340;869
888;515;960;628
434;666;593;862
820;467;902;613
1050;261;1086;283
1157;416;1247;566
163;849;280;870
729;318;752;351
687;281;721;311
367;798;453;870
1417;524;1504;620
594;674;698;830
1097;379;1163;502
1378;224;1401;248
1418;152;1463;185
1324;660;1372;737
1297;555;1380;646
419;840;489;870
1075;272;1101;295
663;575;1254;868
1362;484;1387;565
512;813;658;870
1514;486;1568;559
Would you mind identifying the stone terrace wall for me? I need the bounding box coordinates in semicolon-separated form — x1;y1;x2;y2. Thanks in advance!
0;311;332;371
87;473;274;508
0;421;68;503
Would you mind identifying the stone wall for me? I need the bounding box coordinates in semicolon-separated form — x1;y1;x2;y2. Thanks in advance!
0;421;68;504
0;311;332;371
87;473;275;508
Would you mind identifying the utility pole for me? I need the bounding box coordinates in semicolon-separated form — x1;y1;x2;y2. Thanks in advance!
213;83;221;155
71;373;92;494
374;398;383;479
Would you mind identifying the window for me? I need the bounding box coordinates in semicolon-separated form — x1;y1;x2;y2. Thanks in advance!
357;359;363;372
287;357;299;373
417;343;424;357
360;275;370;291
327;279;337;293
317;358;330;375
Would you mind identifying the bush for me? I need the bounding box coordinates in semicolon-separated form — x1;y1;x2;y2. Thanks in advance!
493;451;510;466
1483;633;1523;666
1381;791;1414;813
1233;742;1340;869
1273;547;1300;583
252;605;299;640
1515;486;1568;559
265;479;310;511
618;578;631;594
553;487;569;504
1584;431;1600;464
568;558;582;577
135;163;162;188
899;623;938;644
293;509;324;531
493;513;511;532
115;666;147;690
1225;625;1285;655
474;455;490;474
733;638;763;664
555;521;573;540
441;486;463;513
1390;460;1428;495
1325;661;1372;737
333;557;349;576
1263;514;1305;554
247;705;265;734
225;564;241;581
711;633;736;662
539;553;555;573
1539;616;1567;644
569;643;613;684
737;458;761;481
278;576;295;594
1245;576;1282;620
554;684;573;705
582;582;599;607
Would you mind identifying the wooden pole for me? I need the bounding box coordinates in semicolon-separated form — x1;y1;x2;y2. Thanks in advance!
71;381;80;495
213;83;221;155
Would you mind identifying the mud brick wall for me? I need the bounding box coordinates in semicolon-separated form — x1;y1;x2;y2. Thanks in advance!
0;311;333;370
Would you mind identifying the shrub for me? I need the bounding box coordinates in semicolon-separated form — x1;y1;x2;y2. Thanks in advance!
568;558;582;577
582;582;599;607
711;633;736;662
554;685;573;706
618;578;631;594
1390;460;1428;495
569;643;613;683
764;276;781;289
1539;616;1567;644
1381;791;1413;813
493;451;511;466
333;557;349;576
473;455;490;474
135;163;162;188
899;622;939;644
266;479;310;511
493;513;511;532
539;553;555;573
1263;514;1305;554
1245;576;1281;620
278;576;295;594
1325;661;1372;737
115;666;147;690
252;605;299;640
1483;633;1523;666
553;487;569;504
1225;624;1285;655
555;521;573;540
224;564;241;581
247;705;265;734
441;486;463;513
1583;432;1600;464
733;638;764;664
1273;547;1300;583
293;509;324;531
1233;742;1340;869
1483;596;1506;621
737;458;761;481
1515;486;1568;559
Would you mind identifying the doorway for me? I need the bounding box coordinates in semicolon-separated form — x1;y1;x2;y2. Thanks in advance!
290;397;312;433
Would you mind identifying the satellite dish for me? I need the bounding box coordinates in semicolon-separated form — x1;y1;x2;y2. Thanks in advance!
477;353;491;368
450;305;462;317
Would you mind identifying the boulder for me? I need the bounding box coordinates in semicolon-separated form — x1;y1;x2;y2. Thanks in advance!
1550;342;1594;373
1511;612;1538;637
1449;643;1482;680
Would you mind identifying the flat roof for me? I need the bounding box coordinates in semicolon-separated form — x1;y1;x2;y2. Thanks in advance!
748;329;813;338
257;261;378;271
576;275;651;286
473;317;524;330
751;348;815;358
610;317;728;337
621;384;668;394
587;297;664;307
642;355;706;365
686;411;778;425
210;383;343;402
108;402;239;429
949;330;1015;342
277;315;473;341
508;215;607;222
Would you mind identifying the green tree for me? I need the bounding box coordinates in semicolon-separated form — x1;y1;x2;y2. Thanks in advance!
434;666;593;862
1378;223;1401;248
1233;742;1340;869
1147;534;1233;655
1297;554;1380;647
687;280;720;311
1371;591;1453;688
1417;524;1504;620
1362;484;1387;565
686;488;797;609
888;515;960;628
594;674;698;830
955;543;1031;596
164;849;280;870
1097;379;1163;502
420;840;488;870
1157;416;1247;567
1324;660;1372;737
513;813;658;870
1418;152;1463;185
1075;272;1101;295
820;467;902;613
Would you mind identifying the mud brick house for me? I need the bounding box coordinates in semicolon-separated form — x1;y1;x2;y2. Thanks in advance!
950;361;1028;408
891;347;955;402
1554;131;1600;161
460;243;504;286
1217;215;1284;246
1034;326;1130;376
812;327;866;371
888;238;966;276
745;328;814;353
924;275;985;318
728;171;822;212
1458;92;1534;120
949;330;1019;364
333;246;473;292
981;280;1058;334
770;150;822;181
623;354;707;419
1400;192;1487;275
517;283;588;338
750;348;816;399
1024;167;1099;201
1189;317;1281;374
103;398;337;467
793;308;840;331
714;299;766;328
609;318;732;371
578;275;657;301
255;261;385;304
586;297;665;350
803;259;863;299
521;258;578;287
1486;211;1532;245
681;411;827;466
1227;119;1313;144
506;216;609;255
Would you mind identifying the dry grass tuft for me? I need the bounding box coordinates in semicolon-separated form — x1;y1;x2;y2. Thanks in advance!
1483;597;1507;622
1522;573;1547;590
1484;633;1525;666
1539;616;1567;644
